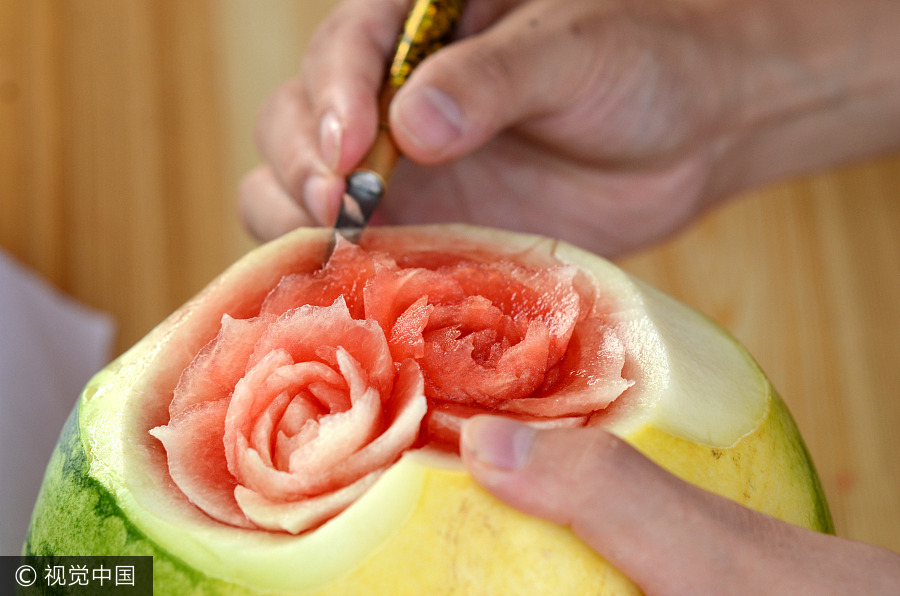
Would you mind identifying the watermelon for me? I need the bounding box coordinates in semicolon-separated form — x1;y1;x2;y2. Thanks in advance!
25;225;832;595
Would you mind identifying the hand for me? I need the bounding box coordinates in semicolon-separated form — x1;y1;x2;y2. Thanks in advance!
240;0;900;255
460;416;900;595
241;0;733;253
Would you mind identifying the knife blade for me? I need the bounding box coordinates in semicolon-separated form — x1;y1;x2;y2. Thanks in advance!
333;0;467;243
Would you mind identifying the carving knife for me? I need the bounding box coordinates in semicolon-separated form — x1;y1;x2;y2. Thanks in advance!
333;0;467;242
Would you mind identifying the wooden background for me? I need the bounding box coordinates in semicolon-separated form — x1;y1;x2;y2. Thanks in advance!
3;0;899;558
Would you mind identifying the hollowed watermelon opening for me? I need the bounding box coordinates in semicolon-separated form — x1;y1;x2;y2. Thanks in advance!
27;225;831;595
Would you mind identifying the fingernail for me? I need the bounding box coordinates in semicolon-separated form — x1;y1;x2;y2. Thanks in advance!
462;417;536;471
303;174;334;225
318;111;342;171
394;86;465;152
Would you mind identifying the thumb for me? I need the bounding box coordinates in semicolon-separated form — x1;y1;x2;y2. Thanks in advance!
459;416;792;595
389;1;609;164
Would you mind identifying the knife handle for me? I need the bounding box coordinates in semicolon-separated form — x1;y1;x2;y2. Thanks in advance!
388;0;467;91
337;0;466;234
348;0;467;194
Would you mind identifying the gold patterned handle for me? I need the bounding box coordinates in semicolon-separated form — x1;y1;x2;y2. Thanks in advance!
359;0;466;176
337;0;466;236
388;0;467;90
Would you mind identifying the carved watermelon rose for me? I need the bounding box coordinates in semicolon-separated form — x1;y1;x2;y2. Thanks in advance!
149;237;630;533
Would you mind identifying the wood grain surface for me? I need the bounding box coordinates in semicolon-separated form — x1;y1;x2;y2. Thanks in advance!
3;0;899;561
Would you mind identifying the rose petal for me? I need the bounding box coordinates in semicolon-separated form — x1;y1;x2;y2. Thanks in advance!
421;320;551;406
501;321;632;417
450;261;580;365
364;265;463;336
265;362;344;409
388;295;433;361
278;350;382;477
275;388;379;476
224;349;296;476
273;420;317;472
307;381;351;413
233;359;426;500
276;393;325;437
260;237;388;318
325;359;427;477
250;391;292;467
427;296;505;336
169;314;273;418
249;299;395;400
234;470;383;535
149;399;253;528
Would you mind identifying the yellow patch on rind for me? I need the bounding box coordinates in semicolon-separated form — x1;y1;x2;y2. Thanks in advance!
630;390;833;534
300;392;830;595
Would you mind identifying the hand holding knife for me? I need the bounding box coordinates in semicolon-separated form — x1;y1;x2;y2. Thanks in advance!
334;0;467;241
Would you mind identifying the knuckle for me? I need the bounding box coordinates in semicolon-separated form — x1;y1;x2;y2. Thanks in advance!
237;166;309;241
277;139;315;198
454;43;517;110
560;430;648;512
305;15;342;63
253;77;305;152
237;169;271;240
304;0;403;85
572;430;627;478
251;79;317;198
238;166;269;205
305;0;362;56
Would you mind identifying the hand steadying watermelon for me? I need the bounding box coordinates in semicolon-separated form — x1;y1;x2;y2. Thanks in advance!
25;225;831;594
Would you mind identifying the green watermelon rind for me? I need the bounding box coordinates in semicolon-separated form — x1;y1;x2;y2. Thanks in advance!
24;406;251;596
770;395;834;533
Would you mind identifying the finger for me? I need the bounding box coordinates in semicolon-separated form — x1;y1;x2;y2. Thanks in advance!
389;0;615;163
459;416;788;595
254;0;410;223
238;165;342;240
253;77;343;222
300;0;410;174
455;0;523;37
